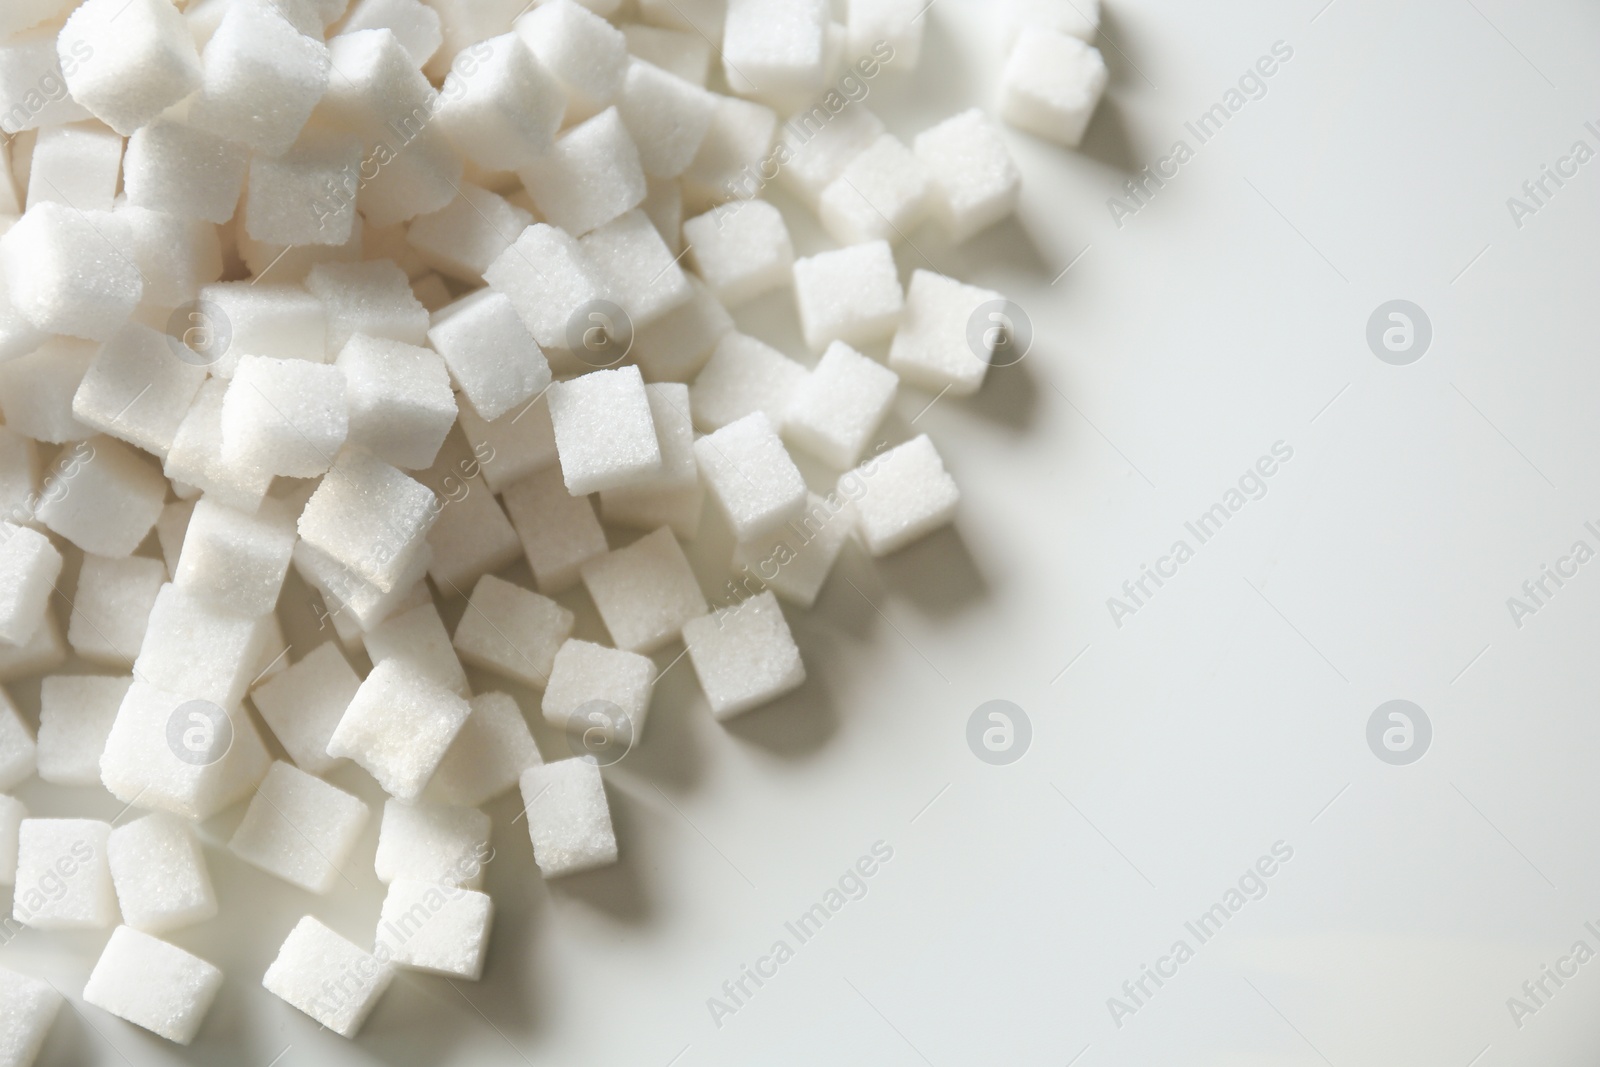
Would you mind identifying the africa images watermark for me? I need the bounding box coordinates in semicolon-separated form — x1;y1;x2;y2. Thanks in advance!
1505;120;1600;230
1504;520;1600;630
2;39;93;137
1505;918;1600;1030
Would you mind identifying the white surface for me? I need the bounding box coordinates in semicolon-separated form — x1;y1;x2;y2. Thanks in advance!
6;0;1600;1062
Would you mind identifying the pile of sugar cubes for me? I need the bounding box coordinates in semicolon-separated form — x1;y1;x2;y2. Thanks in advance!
0;0;1105;1053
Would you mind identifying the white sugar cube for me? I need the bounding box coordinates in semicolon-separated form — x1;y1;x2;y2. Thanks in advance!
424;0;526;77
617;59;715;179
71;324;206;458
0;690;35;792
641;176;684;254
249;641;359;775
173;499;297;618
297;449;438;593
519;108;647;236
83;926;222;1045
0;524;60;647
598;382;701;537
579;209;693;329
359;122;467;232
0;966;60;1067
134;583;274;707
733;492;854;608
484;223;610;352
600;479;706;541
229;761;370;893
321;29;438;142
335;334;457;470
327;657;471;800
421;468;521;594
548;366;663;495
406;184;533;284
25;123;123;214
785;341;898;468
843;433;959;554
0;340;96;444
425;691;542;808
106;813;216;934
58;0;202;135
793;240;904;352
0;204;142;340
115;204;225;311
624;24;712;85
631;276;733;383
263;916;395;1038
244;131;363;248
721;0;829;102
776;100;885;208
36;674;130;786
514;0;628;122
0;271;49;369
0;795;22;884
155;500;193;577
888;269;1007;396
452;575;574;689
36;437;166;558
367;601;469;697
1007;0;1100;42
540;638;655;739
999;29;1108;148
0;609;66;683
436;32;562;171
12;818;115;929
847;0;924;67
374;799;489;888
519;758;616;878
220;355;348;480
683;590;805;718
694;412;807;541
690;332;806;432
429;290;550;423
164;381;276;512
68;555;165;667
913;109;1022;243
581;527;708;654
295;543;434;632
681;94;777;209
0;428;37;527
683;200;794;307
819;133;931;245
341;0;443;66
196;282;328;377
375;879;493;979
0;27;91;135
307;260;431;353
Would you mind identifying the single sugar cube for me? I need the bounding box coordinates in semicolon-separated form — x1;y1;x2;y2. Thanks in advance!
190;4;331;155
623;24;712;85
68;555;166;667
0;340;96;444
72;323;209;459
578;209;693;329
436;32;563;171
406;184;533;284
428;290;550;423
580;527;708;654
36;437;166;559
616;59;715;179
785;341;898;468
819;133;931;246
25;123;123;215
548;366;663;495
297;449;439;594
793;240;904;352
0;690;35;792
173;498;298;619
0;203;142;341
732;492;854;608
0;524;60;647
689;331;806;432
541;638;656;740
631;276;733;383
374;799;490;888
999;29;1108;148
514;0;628;121
113;204;225;312
83;926;222;1045
502;466;608;594
263;916;395;1039
422;470;521;595
320;29;439;144
683;590;805;719
342;0;444;66
775;99;885;208
694;412;807;542
336;334;457;471
58;0;202;135
847;0;924;67
913;108;1022;243
842;433;959;555
0;27;91;135
35;674;130;786
425;692;542;808
681;94;778;209
600;479;706;542
0;795;23;884
0;966;61;1067
164;382;274;514
888;269;1008;396
306;260;431;354
519;108;647;236
483;223;609;352
452;575;574;689
123;118;249;225
106;813;216;935
229;761;370;894
375;879;493;980
220;355;348;479
0;609;66;684
133;583;273;708
600;381;699;506
327;657;471;800
249;641;359;775
12;818;116;930
194;282;328;378
683;200;794;307
519;759;617;878
366;601;469;697
721;0;829;102
244;131;362;247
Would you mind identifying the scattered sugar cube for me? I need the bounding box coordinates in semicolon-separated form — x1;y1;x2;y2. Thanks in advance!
83;926;222;1045
164;380;276;512
0;524;60;648
541;638;656;739
195;282;328;377
0;690;35;792
515;0;628;122
250;641;359;775
436;32;563;171
847;0;925;67
0;340;96;443
579;209;694;329
12;818;116;929
519;758;617;878
336;334;457;470
888;269;1008;396
599;382;701;537
295;542;434;631
406;184;533;284
601;479;706;541
321;28;438;143
484;223;610;352
245;129;363;247
106;812;217;934
68;555;165;667
785;341;898;468
134;583;274;708
374;799;489;888
0;794;22;884
694;412;808;541
420;466;522;594
429;290;550;423
913;108;1022;243
327;657;471;800
690;332;807;432
423;0;527;78
681;94;778;209
307;260;431;353
452;574;574;689
519;108;647;236
0;609;66;684
375;879;493;979
819;133;931;245
631;276;734;383
114;203;225;310
297;449;438;594
683;590;805;718
341;0;444;66
25;123;123;214
263;916;395;1038
0;27;91;136
36;437;166;559
721;0;829;102
842;433;959;555
581;527;708;654
220;355;348;480
548;366;663;495
425;692;542;808
776;100;885;208
58;0;202;135
35;674;130;787
684;200;794;307
732;492;854;608
230;761;370;893
0;965;60;1067
73;322;211;458
0;203;143;341
624;24;713;86
173;499;298;619
999;28;1108;148
793;240;904;352
617;59;715;179
367;601;469;697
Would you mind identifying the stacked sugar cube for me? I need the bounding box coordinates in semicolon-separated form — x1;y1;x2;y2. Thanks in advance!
0;0;1093;1052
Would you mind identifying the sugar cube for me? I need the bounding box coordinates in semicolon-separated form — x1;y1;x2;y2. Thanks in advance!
420;467;522;595
548;366;663;495
0;524;60;648
580;527;708;654
58;0;203;135
25;122;123;215
617;59;715;180
116;204;225;312
0;966;60;1067
631;276;733;383
579;209;693;329
514;0;628;122
913;109;1021;243
375;879;493;979
540;638;655;739
0;27;92;136
229;761;369;893
732;492;854;608
336;334;457;470
452;574;574;689
367;601;469;697
0;203;143;341
35;674;129;787
191;0;329;151
683;200;794;307
429;290;550;423
321;28;437;143
106;812;216;934
374;798;489;888
244;131;363;247
172;499;297;619
484;223;610;352
681;94;778;209
12;818;115;929
721;0;829;102
306;260;431;354
775;101;885;208
435;32;563;171
793;240;904;352
134;583;274;708
341;0;444;66
519;759;617;878
690;332;806;432
785;341;898;468
641;176;684;254
0;609;66;683
36;437;166;559
624;24;713;86
842;433;959;554
599;383;703;538
0;429;36;526
327;657;471;800
68;556;164;667
425;691;542;808
999;28;1108;148
519;108;647;236
694;412;808;541
263;916;394;1038
0;795;22;884
196;282;328;377
295;542;434;632
407;184;532;284
156;500;194;577
249;641;360;775
888;269;1008;396
83;926;222;1045
0;341;96;443
220;355;348;480
0;690;35;792
683;590;805;718
847;0;924;67
297;449;438;594
164;381;276;513
600;479;706;541
71;323;207;459
819;133;931;245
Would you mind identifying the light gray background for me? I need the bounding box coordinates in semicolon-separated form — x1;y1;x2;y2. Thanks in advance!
9;0;1600;1062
